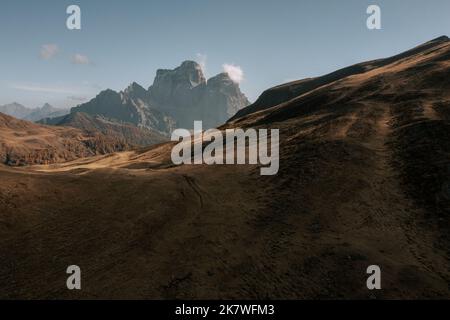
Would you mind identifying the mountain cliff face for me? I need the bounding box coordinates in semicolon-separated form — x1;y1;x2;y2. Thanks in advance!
202;72;249;127
149;60;207;106
148;65;250;128
72;61;249;133
71;87;175;134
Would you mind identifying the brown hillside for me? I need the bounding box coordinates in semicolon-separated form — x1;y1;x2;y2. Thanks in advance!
1;37;450;299
0;113;130;166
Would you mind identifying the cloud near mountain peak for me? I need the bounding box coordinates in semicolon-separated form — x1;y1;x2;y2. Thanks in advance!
222;64;244;83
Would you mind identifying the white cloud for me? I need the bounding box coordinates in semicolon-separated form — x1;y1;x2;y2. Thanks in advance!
10;84;74;94
67;95;88;102
71;54;91;65
222;63;244;83
82;81;102;90
40;44;59;60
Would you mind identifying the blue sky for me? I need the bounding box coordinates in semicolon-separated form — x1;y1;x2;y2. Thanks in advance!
1;0;450;108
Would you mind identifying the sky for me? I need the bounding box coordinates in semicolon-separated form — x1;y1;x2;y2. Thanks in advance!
1;0;450;109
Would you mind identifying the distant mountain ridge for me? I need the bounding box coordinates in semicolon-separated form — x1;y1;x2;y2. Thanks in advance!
0;102;69;122
72;60;250;134
0;102;31;119
24;103;69;122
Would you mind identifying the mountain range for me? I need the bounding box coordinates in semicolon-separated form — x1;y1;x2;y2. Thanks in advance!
71;60;250;134
1;37;450;299
0;102;69;122
0;60;249;166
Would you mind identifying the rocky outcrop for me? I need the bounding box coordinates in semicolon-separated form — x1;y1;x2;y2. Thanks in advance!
148;61;249;129
200;72;249;128
149;60;207;106
71;88;176;135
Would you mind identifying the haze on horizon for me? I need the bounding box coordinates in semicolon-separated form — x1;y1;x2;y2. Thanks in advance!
1;0;449;109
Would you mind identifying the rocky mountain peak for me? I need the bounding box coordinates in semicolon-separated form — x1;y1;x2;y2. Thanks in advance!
124;82;147;100
9;102;24;108
100;88;119;96
0;102;27;110
126;81;144;91
40;103;54;111
152;60;206;91
207;72;234;86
